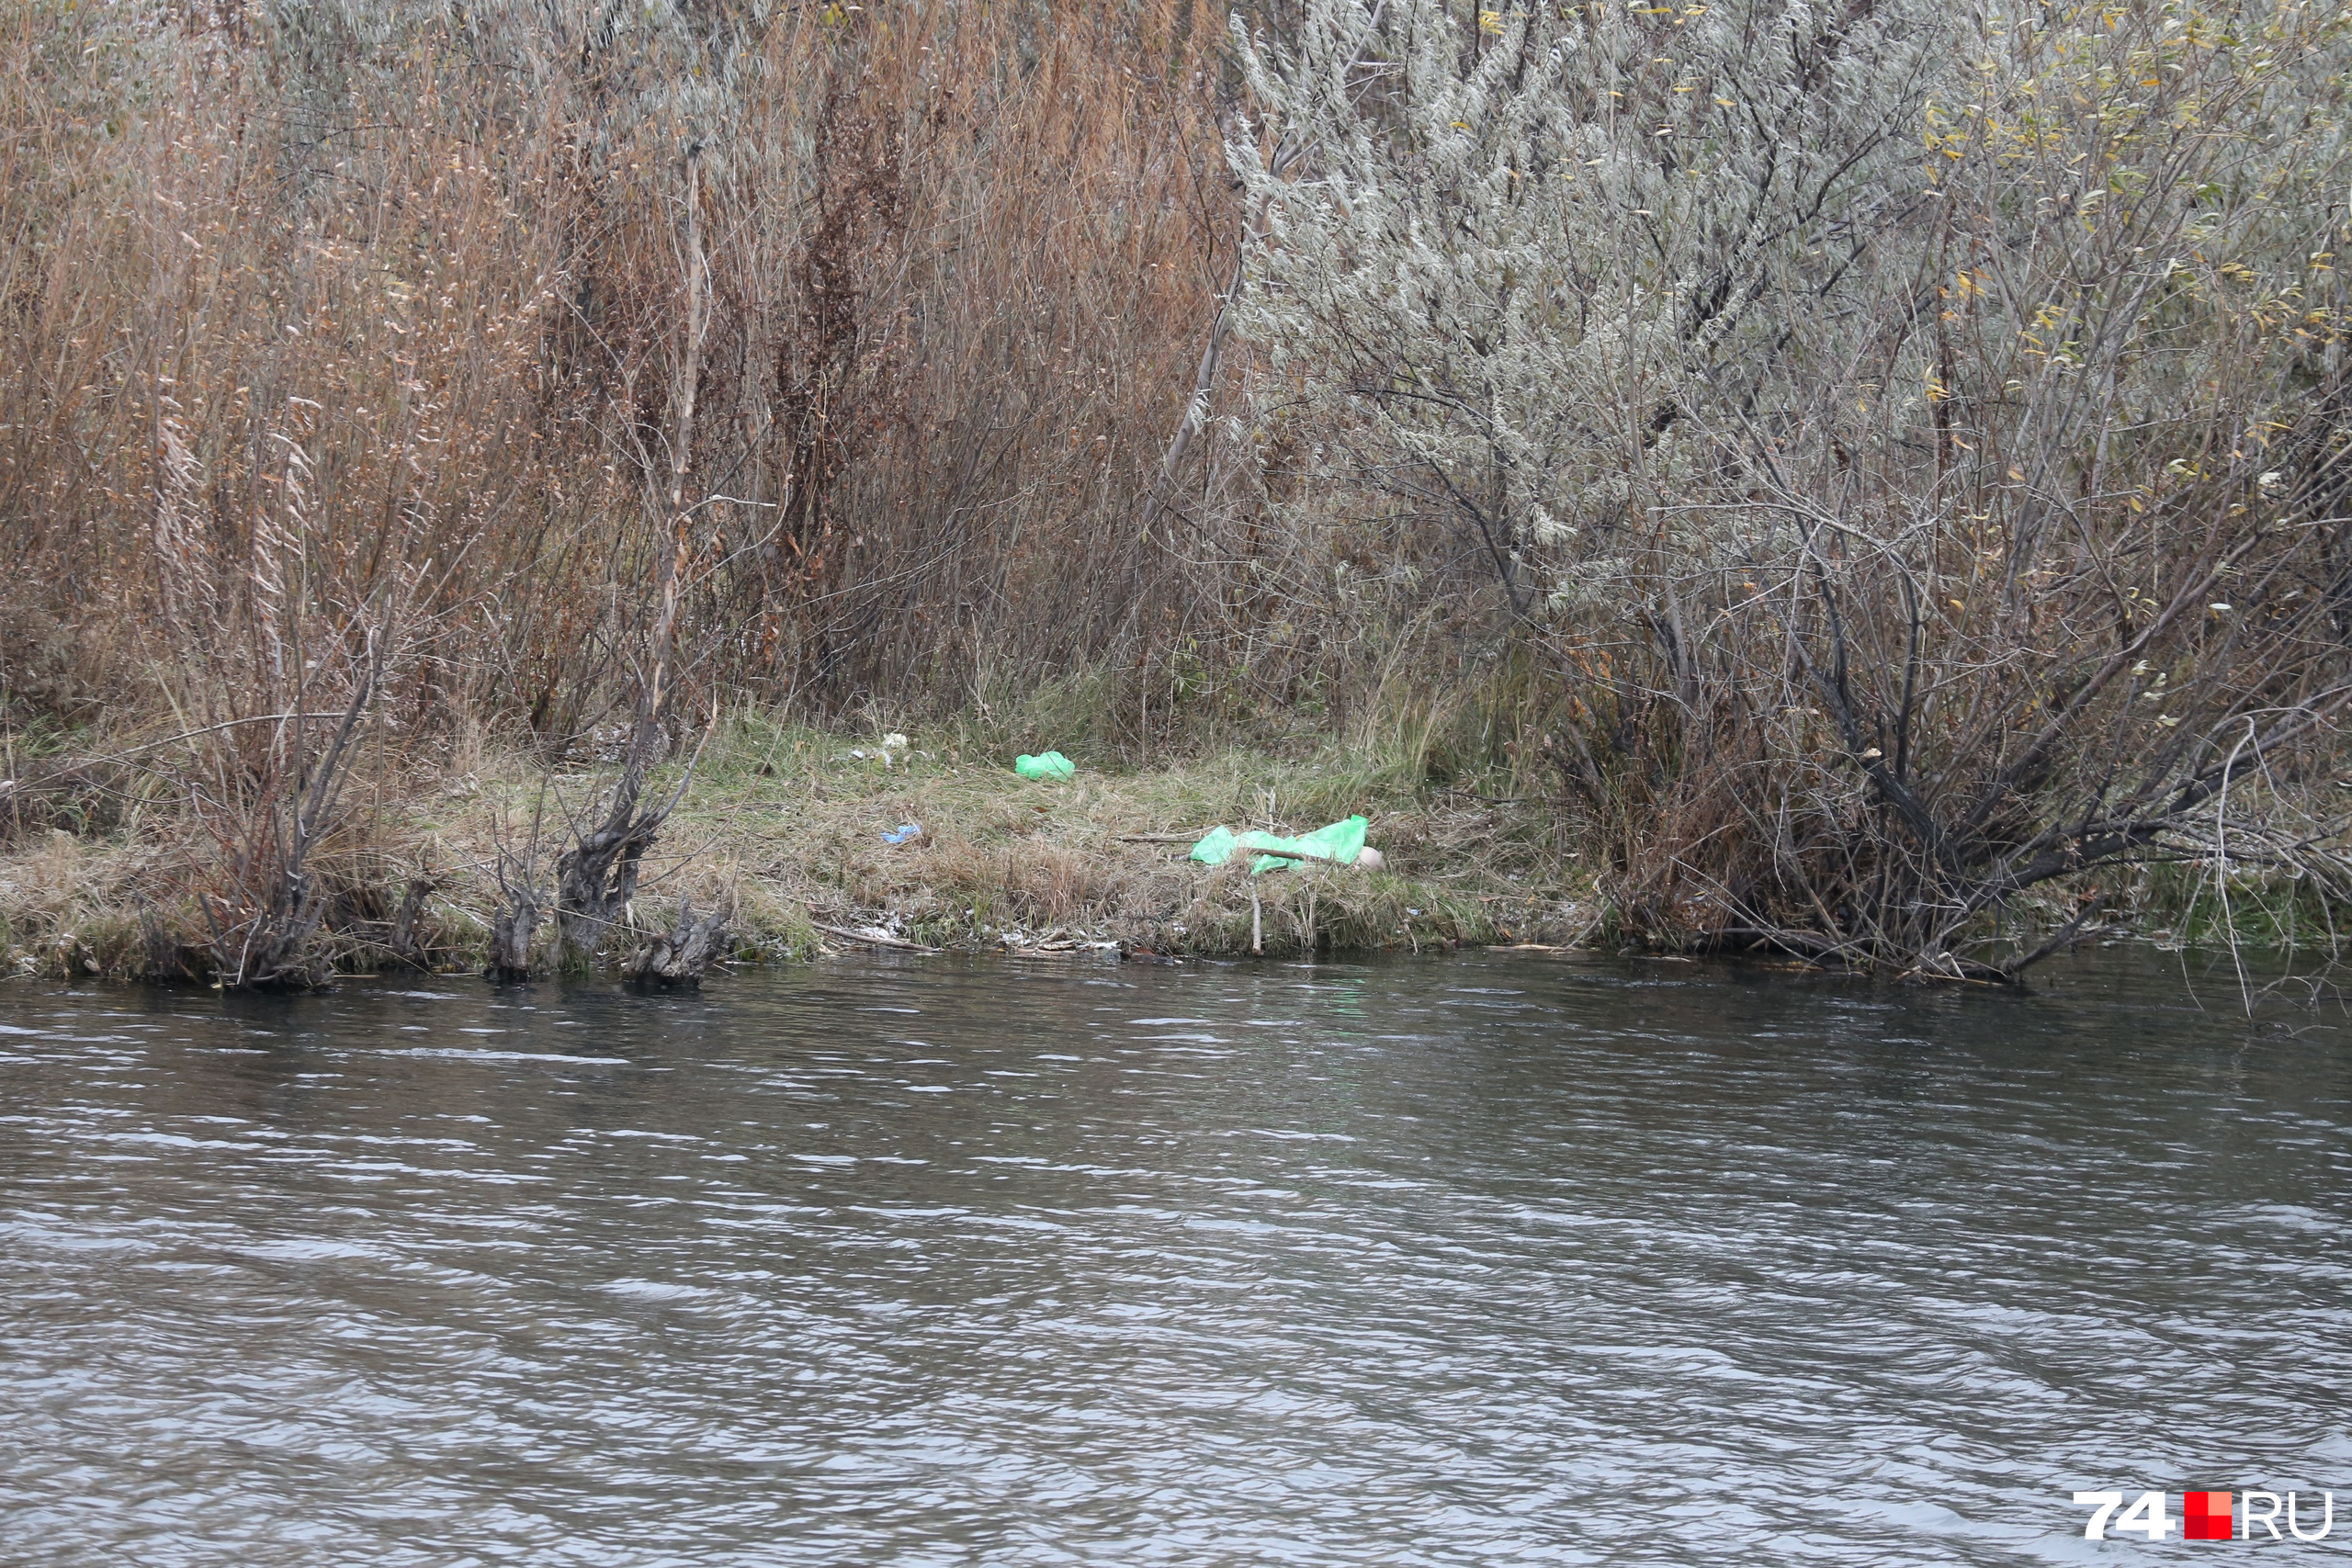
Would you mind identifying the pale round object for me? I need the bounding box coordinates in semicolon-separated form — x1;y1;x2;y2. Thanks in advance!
1354;846;1385;870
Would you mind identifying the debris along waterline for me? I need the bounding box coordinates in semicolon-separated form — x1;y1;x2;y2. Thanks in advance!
2;727;1585;980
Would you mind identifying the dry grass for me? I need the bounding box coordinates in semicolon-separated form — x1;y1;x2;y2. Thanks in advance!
0;0;1315;733
0;716;1591;980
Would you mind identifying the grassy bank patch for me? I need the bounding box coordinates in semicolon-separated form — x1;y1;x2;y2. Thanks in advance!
2;719;1593;981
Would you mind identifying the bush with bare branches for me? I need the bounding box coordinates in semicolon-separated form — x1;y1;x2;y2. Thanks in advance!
1232;0;2352;976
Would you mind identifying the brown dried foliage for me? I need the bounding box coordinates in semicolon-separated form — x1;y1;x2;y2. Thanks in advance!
0;0;1245;747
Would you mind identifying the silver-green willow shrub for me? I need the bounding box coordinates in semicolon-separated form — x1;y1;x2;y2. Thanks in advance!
1233;0;2352;978
1230;0;1941;605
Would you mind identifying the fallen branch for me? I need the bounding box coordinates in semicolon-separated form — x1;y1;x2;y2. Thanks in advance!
809;919;941;953
1997;897;2109;982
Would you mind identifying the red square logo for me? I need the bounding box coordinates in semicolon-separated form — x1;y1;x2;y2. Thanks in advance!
2185;1491;2233;1540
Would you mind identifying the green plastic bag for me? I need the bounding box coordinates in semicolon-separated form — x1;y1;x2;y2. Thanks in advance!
1190;815;1367;874
1188;826;1239;866
1014;750;1076;781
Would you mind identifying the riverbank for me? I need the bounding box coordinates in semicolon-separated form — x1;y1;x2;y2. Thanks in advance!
1;720;1594;982
9;714;2341;985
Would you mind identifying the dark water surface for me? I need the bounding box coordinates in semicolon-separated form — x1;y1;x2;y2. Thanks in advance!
2;951;2347;1565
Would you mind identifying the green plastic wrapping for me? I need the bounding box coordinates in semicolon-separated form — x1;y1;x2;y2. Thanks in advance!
1188;815;1367;875
1188;825;1240;866
1013;751;1076;780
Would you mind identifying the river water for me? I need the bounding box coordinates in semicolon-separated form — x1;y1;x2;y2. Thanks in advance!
1;951;2346;1564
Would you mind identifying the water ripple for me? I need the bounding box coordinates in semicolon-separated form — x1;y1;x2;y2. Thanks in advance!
1;951;2346;1564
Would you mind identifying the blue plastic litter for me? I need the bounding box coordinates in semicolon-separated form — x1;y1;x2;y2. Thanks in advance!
881;823;923;845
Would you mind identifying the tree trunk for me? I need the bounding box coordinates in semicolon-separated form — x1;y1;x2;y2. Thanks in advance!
621;896;727;987
390;877;435;969
486;881;541;982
